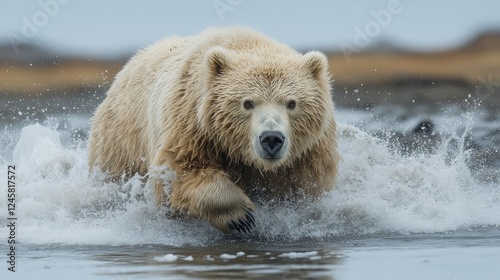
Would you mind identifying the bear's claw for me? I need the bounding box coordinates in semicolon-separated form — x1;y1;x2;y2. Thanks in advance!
229;210;255;234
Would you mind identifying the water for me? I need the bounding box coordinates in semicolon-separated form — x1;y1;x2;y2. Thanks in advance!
1;99;499;279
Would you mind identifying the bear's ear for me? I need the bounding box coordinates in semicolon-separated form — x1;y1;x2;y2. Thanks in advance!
303;51;329;80
206;46;231;77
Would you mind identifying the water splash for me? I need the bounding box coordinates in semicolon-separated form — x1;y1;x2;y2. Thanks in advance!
0;120;498;246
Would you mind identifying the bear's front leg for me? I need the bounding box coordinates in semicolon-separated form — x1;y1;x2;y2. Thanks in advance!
170;168;256;234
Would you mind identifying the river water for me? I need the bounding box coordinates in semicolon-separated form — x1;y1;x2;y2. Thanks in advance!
0;94;499;279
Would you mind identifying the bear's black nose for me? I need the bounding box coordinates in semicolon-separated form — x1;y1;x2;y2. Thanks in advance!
260;131;285;157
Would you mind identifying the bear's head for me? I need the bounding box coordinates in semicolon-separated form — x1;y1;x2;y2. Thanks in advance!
197;46;334;171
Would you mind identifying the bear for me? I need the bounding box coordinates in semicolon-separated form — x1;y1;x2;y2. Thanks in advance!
88;27;339;234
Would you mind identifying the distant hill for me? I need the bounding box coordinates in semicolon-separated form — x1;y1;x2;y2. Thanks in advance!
326;31;500;86
0;43;126;95
2;32;499;107
460;31;500;52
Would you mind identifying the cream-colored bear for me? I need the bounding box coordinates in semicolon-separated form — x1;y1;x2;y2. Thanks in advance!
89;27;339;233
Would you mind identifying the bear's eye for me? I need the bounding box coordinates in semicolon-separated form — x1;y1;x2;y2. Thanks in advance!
243;100;254;110
287;100;296;110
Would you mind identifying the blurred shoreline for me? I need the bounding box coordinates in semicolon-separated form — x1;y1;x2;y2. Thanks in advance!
329;32;500;109
1;31;499;111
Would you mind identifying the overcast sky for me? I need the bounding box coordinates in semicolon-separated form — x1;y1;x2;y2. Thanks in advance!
1;0;500;58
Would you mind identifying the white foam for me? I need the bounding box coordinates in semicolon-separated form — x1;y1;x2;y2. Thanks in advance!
279;251;319;259
220;253;238;260
0;118;498;246
154;254;178;262
204;255;215;261
153;253;193;262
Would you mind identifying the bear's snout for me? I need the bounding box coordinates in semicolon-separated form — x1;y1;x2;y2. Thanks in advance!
259;131;285;158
